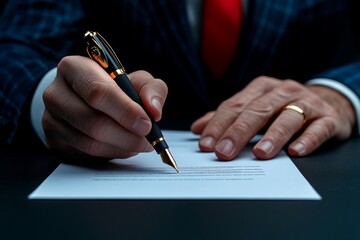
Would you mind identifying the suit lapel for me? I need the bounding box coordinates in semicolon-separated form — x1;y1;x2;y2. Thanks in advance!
139;1;307;104
144;0;211;105
233;0;297;89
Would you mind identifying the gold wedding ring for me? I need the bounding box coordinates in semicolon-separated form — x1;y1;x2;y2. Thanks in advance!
283;104;307;124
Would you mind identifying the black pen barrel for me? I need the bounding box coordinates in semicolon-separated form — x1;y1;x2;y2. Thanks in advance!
113;73;167;154
84;31;178;172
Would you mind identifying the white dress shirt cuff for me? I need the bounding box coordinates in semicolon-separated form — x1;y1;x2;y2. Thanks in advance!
30;67;57;145
307;78;360;135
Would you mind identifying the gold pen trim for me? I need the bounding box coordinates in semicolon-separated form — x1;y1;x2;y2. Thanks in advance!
110;69;125;79
150;137;164;147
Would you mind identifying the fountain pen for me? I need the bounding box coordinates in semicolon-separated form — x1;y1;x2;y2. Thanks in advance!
84;31;179;172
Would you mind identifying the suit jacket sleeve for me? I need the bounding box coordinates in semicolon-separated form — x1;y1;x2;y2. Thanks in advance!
315;61;360;98
0;0;85;145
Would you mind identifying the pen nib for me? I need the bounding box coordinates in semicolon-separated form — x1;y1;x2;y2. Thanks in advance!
159;149;179;173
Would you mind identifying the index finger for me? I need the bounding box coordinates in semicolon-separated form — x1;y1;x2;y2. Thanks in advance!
198;76;281;153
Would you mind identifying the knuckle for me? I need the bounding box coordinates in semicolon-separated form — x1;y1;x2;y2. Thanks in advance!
219;98;234;108
42;83;59;107
41;114;52;132
209;120;229;136
41;117;56;144
304;120;335;145
84;139;99;156
232;120;255;137
275;80;304;98
252;75;279;87
218;97;250;117
155;78;168;93
119;103;136;121
42;89;53;107
87;116;108;140
303;132;320;147
253;75;272;84
57;56;72;72
247;100;273;116
320;118;336;139
148;78;168;98
282;79;303;90
86;80;109;107
271;120;293;137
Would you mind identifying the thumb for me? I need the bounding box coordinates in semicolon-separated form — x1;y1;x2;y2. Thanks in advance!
128;70;168;122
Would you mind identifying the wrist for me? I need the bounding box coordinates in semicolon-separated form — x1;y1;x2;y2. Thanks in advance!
307;85;356;133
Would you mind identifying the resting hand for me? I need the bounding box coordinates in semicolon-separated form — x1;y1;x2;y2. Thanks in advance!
42;56;168;159
191;76;356;160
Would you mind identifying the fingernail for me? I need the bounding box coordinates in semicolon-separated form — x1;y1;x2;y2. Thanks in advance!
256;140;274;154
216;138;234;156
132;117;151;135
152;98;162;112
200;136;215;148
292;142;306;154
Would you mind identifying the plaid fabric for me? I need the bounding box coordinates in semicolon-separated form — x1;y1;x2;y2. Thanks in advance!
0;0;84;144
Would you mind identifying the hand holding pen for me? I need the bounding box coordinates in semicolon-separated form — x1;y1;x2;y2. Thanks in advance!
41;33;178;171
84;31;178;171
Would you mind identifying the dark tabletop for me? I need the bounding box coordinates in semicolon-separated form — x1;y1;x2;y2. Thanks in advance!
1;137;360;240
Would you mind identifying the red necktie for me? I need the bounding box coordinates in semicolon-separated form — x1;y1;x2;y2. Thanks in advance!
201;0;242;79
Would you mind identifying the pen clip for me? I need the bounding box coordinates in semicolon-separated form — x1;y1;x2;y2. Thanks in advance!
84;31;125;73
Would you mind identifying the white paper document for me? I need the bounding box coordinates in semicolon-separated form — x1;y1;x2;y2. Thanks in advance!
28;130;321;200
